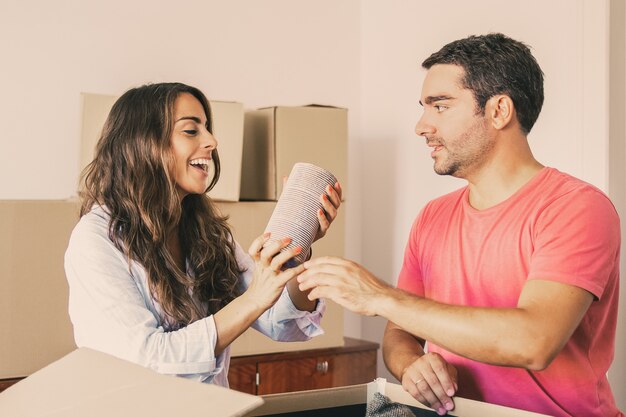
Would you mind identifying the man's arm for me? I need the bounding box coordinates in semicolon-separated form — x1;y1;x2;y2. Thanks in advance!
379;279;592;370
383;321;425;380
383;321;458;414
298;257;593;370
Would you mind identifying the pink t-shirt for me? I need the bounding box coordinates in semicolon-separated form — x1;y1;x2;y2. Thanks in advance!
397;167;623;417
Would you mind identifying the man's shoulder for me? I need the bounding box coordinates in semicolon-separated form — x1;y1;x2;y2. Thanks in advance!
412;187;467;227
541;168;614;209
425;186;467;209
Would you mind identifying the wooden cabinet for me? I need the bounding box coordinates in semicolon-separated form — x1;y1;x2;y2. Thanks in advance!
228;337;379;395
0;378;23;393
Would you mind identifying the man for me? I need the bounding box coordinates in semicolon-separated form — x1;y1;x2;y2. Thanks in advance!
297;33;623;417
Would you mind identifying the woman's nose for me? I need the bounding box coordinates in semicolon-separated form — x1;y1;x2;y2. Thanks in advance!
202;131;218;150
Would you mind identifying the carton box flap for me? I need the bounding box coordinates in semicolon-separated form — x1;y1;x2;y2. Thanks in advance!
0;348;263;417
245;379;551;417
382;381;550;417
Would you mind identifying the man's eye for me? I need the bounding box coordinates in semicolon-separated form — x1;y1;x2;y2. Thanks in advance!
183;129;198;135
434;105;447;113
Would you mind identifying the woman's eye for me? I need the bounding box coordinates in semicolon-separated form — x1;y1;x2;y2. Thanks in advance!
183;129;198;135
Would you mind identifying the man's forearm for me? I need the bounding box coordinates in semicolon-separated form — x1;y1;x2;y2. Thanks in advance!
375;281;592;370
382;322;425;380
377;288;540;368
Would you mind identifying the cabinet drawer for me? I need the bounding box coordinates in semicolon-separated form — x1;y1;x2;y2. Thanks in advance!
257;354;334;395
228;362;256;395
228;338;379;395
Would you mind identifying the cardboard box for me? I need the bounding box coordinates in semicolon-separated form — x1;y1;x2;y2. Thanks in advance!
79;93;118;179
0;348;263;417
79;93;244;201
240;106;348;201
208;101;245;201
0;200;80;378
245;378;551;417
0;349;550;417
216;201;345;355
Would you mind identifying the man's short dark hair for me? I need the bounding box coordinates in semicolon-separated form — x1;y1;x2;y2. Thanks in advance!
422;33;544;135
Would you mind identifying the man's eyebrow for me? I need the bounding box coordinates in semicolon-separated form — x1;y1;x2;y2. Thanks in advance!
419;95;454;106
175;116;203;123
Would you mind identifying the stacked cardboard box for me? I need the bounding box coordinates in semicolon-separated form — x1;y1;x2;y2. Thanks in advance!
240;105;348;201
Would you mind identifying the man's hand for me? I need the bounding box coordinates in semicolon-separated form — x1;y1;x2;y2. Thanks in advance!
297;256;390;316
401;353;457;415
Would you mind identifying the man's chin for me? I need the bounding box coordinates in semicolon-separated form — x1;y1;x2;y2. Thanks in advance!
433;163;461;178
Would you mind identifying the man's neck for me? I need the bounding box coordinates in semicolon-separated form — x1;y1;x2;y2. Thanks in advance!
465;138;543;210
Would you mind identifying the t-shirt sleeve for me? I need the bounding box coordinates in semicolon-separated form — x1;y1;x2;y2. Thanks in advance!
397;209;426;297
528;186;620;300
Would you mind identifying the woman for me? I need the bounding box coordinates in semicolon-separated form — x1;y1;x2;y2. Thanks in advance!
64;82;342;386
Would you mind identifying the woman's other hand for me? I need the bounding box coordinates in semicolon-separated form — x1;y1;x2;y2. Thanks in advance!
246;233;304;311
314;182;342;242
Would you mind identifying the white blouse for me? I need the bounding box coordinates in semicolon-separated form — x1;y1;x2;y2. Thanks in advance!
64;206;324;387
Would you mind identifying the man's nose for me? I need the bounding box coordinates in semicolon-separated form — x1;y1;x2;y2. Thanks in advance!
415;113;435;137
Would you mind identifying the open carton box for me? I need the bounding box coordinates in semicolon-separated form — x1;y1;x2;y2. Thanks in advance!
1;348;550;417
246;378;551;417
0;348;262;417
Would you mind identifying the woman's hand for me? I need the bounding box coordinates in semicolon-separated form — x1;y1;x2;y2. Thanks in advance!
213;233;304;355
245;233;305;311
314;182;342;242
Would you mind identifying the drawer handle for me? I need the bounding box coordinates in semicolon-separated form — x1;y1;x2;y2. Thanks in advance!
316;360;329;374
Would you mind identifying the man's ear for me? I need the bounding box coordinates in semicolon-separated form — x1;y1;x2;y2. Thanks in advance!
488;95;515;130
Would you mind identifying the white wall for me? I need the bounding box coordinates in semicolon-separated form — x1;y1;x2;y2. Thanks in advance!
609;0;626;410
1;0;624;407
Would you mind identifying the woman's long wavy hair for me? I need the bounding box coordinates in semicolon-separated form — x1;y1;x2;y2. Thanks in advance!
80;82;243;328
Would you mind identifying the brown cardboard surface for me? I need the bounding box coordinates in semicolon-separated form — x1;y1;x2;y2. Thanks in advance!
208;101;245;201
216;201;345;355
0;348;263;417
79;93;245;201
0;200;80;378
244;379;552;417
79;93;117;180
240;106;348;201
240;109;275;200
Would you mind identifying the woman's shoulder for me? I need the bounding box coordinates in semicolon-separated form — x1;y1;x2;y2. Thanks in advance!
66;205;130;267
69;205;113;246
